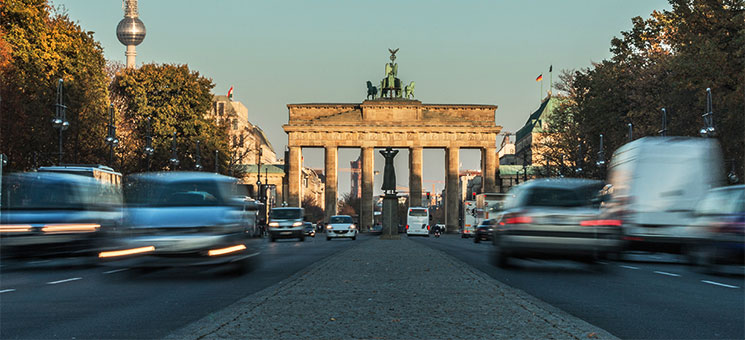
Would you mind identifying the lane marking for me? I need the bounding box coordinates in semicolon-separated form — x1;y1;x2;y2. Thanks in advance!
597;261;608;265
620;265;639;270
28;260;51;264
654;271;680;277
46;277;82;285
0;289;16;294
103;268;129;274
701;280;739;289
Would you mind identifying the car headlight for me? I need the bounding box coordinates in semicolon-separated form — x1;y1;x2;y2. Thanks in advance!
350;224;356;229
326;225;332;230
292;221;303;227
268;222;279;227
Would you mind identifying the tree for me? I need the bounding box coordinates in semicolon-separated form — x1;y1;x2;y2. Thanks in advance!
1;0;110;170
302;195;324;223
338;192;360;217
110;64;229;173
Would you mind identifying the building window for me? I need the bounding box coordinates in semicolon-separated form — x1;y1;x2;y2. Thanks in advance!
218;102;225;116
239;134;244;146
232;119;238;130
233;135;238;146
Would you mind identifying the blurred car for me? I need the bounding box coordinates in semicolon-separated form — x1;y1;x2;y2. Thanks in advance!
326;215;357;240
0;172;122;260
603;137;724;254
99;172;260;274
492;178;622;268
474;219;496;243
369;223;383;235
303;222;316;237
267;207;305;242
685;185;744;272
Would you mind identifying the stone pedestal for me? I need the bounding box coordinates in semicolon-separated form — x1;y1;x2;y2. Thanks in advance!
380;193;400;240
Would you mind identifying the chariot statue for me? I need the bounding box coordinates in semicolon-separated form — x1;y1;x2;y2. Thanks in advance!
380;48;402;98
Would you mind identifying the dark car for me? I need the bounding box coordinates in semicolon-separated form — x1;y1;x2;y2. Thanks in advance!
686;185;745;273
369;223;383;235
1;172;122;261
492;178;622;268
100;172;261;274
474;219;496;243
303;222;316;237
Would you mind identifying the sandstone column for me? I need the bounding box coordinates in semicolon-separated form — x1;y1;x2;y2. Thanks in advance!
360;147;374;230
409;146;423;207
446;146;460;233
324;146;338;221
482;146;497;193
288;146;302;207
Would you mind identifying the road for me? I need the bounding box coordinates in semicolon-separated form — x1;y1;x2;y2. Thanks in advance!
0;235;362;339
411;234;745;340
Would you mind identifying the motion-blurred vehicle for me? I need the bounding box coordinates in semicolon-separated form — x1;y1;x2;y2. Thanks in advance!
492;178;622;268
267;207;305;242
406;207;430;236
462;200;478;238
685;185;744;272
326;215;357;240
37;164;122;187
99;172;260;274
603;137;724;254
1;172;122;260
369;222;383;235
303;222;316;237
474;219;496;243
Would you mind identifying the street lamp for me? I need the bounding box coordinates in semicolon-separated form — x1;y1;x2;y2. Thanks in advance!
627;123;633;142
596;134;605;167
169;132;179;169
728;159;739;184
214;150;219;173
700;88;716;138
52;79;69;164
194;140;203;171
143;117;154;171
256;145;263;202
575;143;584;175
105;104;119;165
659;108;668;137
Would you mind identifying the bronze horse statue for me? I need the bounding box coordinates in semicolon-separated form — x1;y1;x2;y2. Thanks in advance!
366;81;378;100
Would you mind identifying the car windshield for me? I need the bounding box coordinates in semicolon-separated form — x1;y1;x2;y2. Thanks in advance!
409;209;427;216
124;178;229;206
329;216;353;224
2;175;122;210
524;185;603;208
270;209;303;219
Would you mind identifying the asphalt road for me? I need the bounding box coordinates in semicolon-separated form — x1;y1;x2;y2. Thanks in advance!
411;234;745;340
0;234;363;339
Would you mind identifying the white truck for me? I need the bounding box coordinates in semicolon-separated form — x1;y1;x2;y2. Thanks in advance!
603;137;724;253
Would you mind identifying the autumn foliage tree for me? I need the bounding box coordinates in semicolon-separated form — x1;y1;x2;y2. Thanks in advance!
544;0;744;181
1;0;110;170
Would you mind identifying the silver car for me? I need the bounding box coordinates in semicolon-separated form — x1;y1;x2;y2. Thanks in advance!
100;172;261;274
492;178;622;268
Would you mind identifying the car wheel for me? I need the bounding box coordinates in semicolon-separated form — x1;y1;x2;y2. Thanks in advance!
299;236;305;242
270;237;276;242
461;234;465;238
689;244;719;274
352;235;356;240
494;243;510;268
326;237;331;241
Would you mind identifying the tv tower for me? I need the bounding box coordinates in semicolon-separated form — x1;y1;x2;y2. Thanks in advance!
116;0;146;68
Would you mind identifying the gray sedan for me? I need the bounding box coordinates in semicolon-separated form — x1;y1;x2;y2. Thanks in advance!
492;178;622;268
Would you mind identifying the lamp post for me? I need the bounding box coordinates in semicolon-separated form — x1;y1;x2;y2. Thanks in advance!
52;79;69;164
194;140;202;171
659;108;668;137
214;150;219;173
728;159;739;184
575;143;584;175
169;132;179;169
105;104;119;166
596;134;605;167
700;88;716;138
143;117;154;171
256;145;263;202
627;123;633;142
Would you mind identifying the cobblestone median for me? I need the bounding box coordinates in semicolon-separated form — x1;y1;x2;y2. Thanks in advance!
166;237;617;340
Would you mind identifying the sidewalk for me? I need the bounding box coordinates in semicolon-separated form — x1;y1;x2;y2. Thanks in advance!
166;237;617;340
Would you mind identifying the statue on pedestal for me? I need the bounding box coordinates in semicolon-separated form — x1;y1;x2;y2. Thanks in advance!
380;147;399;194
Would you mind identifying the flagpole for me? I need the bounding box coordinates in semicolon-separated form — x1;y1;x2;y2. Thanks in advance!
549;65;553;96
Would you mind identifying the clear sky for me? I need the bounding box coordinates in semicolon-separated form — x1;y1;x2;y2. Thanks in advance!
53;0;670;196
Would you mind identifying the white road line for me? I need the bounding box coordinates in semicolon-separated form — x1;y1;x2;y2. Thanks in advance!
654;271;680;277
597;261;608;265
103;268;129;274
46;277;82;285
701;280;740;289
28;260;50;264
0;289;16;294
620;265;639;270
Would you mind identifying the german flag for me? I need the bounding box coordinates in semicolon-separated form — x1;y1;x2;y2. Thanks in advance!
535;74;543;82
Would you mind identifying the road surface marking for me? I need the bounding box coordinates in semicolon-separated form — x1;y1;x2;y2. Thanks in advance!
620;265;639;270
597;261;608;265
28;260;51;264
654;271;680;277
0;289;16;294
701;280;739;289
46;277;82;285
103;268;129;274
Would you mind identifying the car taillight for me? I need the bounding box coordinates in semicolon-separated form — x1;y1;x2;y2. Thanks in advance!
504;216;533;224
406;225;409;230
580;219;622;226
427;225;430;230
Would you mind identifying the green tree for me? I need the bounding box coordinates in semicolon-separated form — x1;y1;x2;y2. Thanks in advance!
110;64;229;173
0;0;110;170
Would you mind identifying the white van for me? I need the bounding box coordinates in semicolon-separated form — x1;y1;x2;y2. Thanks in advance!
406;207;430;236
603;137;724;253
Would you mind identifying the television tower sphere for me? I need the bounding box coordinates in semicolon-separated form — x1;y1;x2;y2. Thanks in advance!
116;17;146;46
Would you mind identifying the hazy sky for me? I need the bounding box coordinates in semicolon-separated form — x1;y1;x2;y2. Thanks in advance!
53;0;670;196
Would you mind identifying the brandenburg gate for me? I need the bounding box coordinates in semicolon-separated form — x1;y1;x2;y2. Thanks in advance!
283;51;501;232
